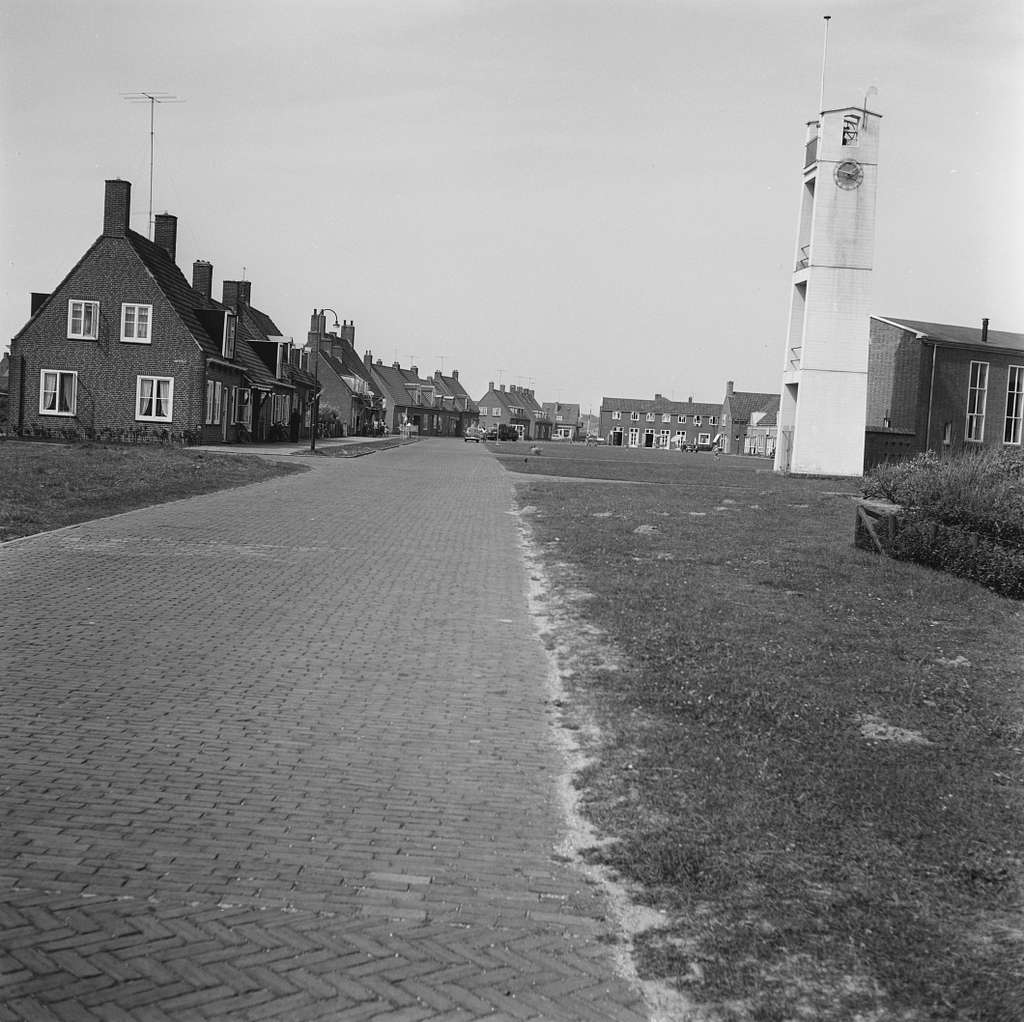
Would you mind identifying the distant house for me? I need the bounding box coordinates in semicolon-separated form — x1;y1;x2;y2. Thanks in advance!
542;401;581;441
5;178;299;445
599;393;721;449
430;368;478;424
744;397;780;457
514;386;552;440
720;381;780;455
308;317;382;436
865;316;1024;467
366;355;474;437
477;382;532;438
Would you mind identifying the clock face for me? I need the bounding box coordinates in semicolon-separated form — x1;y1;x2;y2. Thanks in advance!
835;160;864;190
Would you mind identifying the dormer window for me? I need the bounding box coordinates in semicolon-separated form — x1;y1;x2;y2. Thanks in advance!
842;115;860;147
222;314;237;359
68;300;99;340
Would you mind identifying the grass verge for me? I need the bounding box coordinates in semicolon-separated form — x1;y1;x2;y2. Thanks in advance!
508;447;1023;1022
0;441;305;542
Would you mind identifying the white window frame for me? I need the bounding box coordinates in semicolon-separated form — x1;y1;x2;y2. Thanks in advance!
630;411;640;421
39;370;77;416
222;314;237;359
694;415;702;427
708;415;718;426
698;432;711;446
205;380;224;425
1004;366;1023;446
611;410;621;420
661;413;671;423
628;427;640;447
645;412;655;422
492;406;501;417
120;303;152;343
136;375;174;422
965;361;988;442
677;415;686;423
67;300;99;340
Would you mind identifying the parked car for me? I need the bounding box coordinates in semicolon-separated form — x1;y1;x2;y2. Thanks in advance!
464;426;486;442
484;427;499;441
497;424;519;441
584;434;606;445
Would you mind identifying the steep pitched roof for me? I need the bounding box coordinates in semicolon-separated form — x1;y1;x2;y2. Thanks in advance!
127;231;224;355
543;401;581;422
602;396;721;416
874;317;1024;353
432;371;476;410
747;395;780;428
369;362;418;407
727;390;780;421
324;336;377;390
229;302;287;390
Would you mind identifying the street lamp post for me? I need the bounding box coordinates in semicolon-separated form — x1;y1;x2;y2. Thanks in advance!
310;307;340;453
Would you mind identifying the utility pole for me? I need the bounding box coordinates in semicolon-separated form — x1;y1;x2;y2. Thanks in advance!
121;92;184;239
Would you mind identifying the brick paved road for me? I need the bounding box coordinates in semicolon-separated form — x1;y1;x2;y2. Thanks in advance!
0;441;650;1021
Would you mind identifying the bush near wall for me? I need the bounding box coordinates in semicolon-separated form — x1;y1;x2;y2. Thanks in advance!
860;448;1024;599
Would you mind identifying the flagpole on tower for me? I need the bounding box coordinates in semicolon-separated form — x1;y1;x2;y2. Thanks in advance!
818;15;832;115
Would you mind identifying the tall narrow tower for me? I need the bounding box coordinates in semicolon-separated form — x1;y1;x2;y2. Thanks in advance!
774;104;881;475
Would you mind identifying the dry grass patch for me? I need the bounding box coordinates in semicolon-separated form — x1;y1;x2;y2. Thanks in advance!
507;450;1024;1022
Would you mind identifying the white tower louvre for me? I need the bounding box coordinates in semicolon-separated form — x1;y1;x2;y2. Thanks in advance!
774;105;881;476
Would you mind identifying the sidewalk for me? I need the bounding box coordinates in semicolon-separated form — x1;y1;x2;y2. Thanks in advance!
0;440;649;1020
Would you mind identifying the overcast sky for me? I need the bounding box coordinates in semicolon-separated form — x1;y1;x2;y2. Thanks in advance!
2;0;1022;414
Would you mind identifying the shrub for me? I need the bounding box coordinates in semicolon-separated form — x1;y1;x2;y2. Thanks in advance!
862;448;1024;598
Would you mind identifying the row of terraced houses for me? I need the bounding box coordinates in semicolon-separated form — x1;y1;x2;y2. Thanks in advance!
5;179;479;445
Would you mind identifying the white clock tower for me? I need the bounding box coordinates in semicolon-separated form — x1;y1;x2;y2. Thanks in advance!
774;104;881;476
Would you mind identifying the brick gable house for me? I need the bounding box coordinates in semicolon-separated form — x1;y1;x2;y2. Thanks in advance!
6;179;290;445
476;382;532;438
720;381;780;455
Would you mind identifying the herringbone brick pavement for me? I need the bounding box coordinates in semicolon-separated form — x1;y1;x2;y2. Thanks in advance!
0;441;649;1020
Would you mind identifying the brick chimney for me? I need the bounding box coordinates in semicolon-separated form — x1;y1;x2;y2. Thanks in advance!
411;365;418;378
103;179;131;238
222;280;251;310
192;260;213;299
452;369;459;381
981;318;989;344
340;320;355;345
364;350;373;368
153;213;177;262
726;380;734;397
488;381;494;391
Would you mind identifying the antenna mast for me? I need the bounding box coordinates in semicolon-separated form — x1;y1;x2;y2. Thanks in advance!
817;16;832;115
121;92;183;239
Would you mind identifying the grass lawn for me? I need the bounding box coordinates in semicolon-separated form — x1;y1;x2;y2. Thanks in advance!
0;441;305;542
505;444;1023;1022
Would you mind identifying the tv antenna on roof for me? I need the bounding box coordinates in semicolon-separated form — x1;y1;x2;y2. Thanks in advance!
121;92;184;239
434;355;449;373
